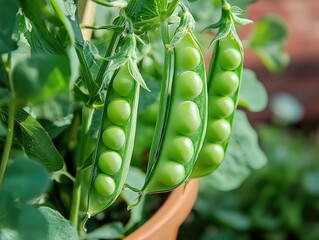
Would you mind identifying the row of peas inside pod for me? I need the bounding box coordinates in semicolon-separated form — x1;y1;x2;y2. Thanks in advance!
192;36;243;177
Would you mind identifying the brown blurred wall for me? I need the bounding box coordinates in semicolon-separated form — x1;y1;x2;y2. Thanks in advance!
239;0;319;124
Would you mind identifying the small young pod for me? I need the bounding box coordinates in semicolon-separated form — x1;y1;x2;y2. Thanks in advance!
87;63;140;215
192;33;244;178
142;32;208;194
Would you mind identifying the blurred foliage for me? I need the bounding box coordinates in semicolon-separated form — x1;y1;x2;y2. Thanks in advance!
179;124;319;240
270;93;305;124
247;14;290;73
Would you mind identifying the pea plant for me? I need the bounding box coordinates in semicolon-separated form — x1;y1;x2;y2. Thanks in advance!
0;0;287;239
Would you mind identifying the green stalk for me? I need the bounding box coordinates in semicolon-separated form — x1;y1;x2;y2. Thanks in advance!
88;31;121;105
77;106;94;168
0;55;14;185
70;106;94;228
69;167;84;227
0;102;15;185
158;0;168;15
164;0;179;19
144;20;174;178
75;45;96;95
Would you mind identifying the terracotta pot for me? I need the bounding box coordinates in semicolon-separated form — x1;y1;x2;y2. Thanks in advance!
124;180;198;240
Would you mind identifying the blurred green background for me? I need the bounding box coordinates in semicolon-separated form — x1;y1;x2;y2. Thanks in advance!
177;0;319;239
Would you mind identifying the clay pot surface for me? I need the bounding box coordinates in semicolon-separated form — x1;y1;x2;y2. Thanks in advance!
124;179;198;240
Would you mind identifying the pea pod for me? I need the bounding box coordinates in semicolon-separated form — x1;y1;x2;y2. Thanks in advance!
87;63;140;215
142;32;207;194
192;2;247;177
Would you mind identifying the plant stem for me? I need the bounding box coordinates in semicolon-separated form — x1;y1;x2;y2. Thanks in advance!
0;101;15;185
164;0;179;19
77;106;94;168
145;21;174;178
0;54;14;186
70;105;94;228
88;31;121;105
70;167;84;227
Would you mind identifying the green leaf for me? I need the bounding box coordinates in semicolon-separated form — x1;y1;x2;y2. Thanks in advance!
208;20;231;46
0;88;12;105
121;167;146;232
213;209;251;230
26;26;57;55
126;0;160;33
83;41;103;80
200;231;248;240
2;157;50;202
21;0;79;86
38;206;79;240
248;14;289;73
0;229;19;240
14;109;64;172
84;222;124;239
128;59;150;91
16;206;48;240
169;10;195;50
30;90;74;122
200;110;267;191
0;119;7;137
50;0;75;45
39;114;73;139
270;92;304;124
0;192;49;240
0;189;17;228
303;172;319;196
12;54;71;105
20;0;75;52
238;69;268;112
0;0;19;54
63;0;84;45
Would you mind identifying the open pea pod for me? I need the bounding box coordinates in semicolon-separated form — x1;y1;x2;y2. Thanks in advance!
191;1;249;177
141;32;208;194
86;62;140;215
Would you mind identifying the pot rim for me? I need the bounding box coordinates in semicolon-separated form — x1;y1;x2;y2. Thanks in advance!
124;179;198;240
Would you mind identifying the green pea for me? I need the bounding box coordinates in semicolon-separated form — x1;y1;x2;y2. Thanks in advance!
174;101;201;136
102;126;126;150
218;48;241;70
176;71;203;99
142;32;207;194
166;137;194;164
212;71;239;96
206;119;231;143
112;73;135;97
209;96;234;118
98;151;122;175
156;161;185;186
107;99;131;126
176;47;201;70
87;43;140;216
198;144;224;166
94;174;116;197
192;4;245;178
